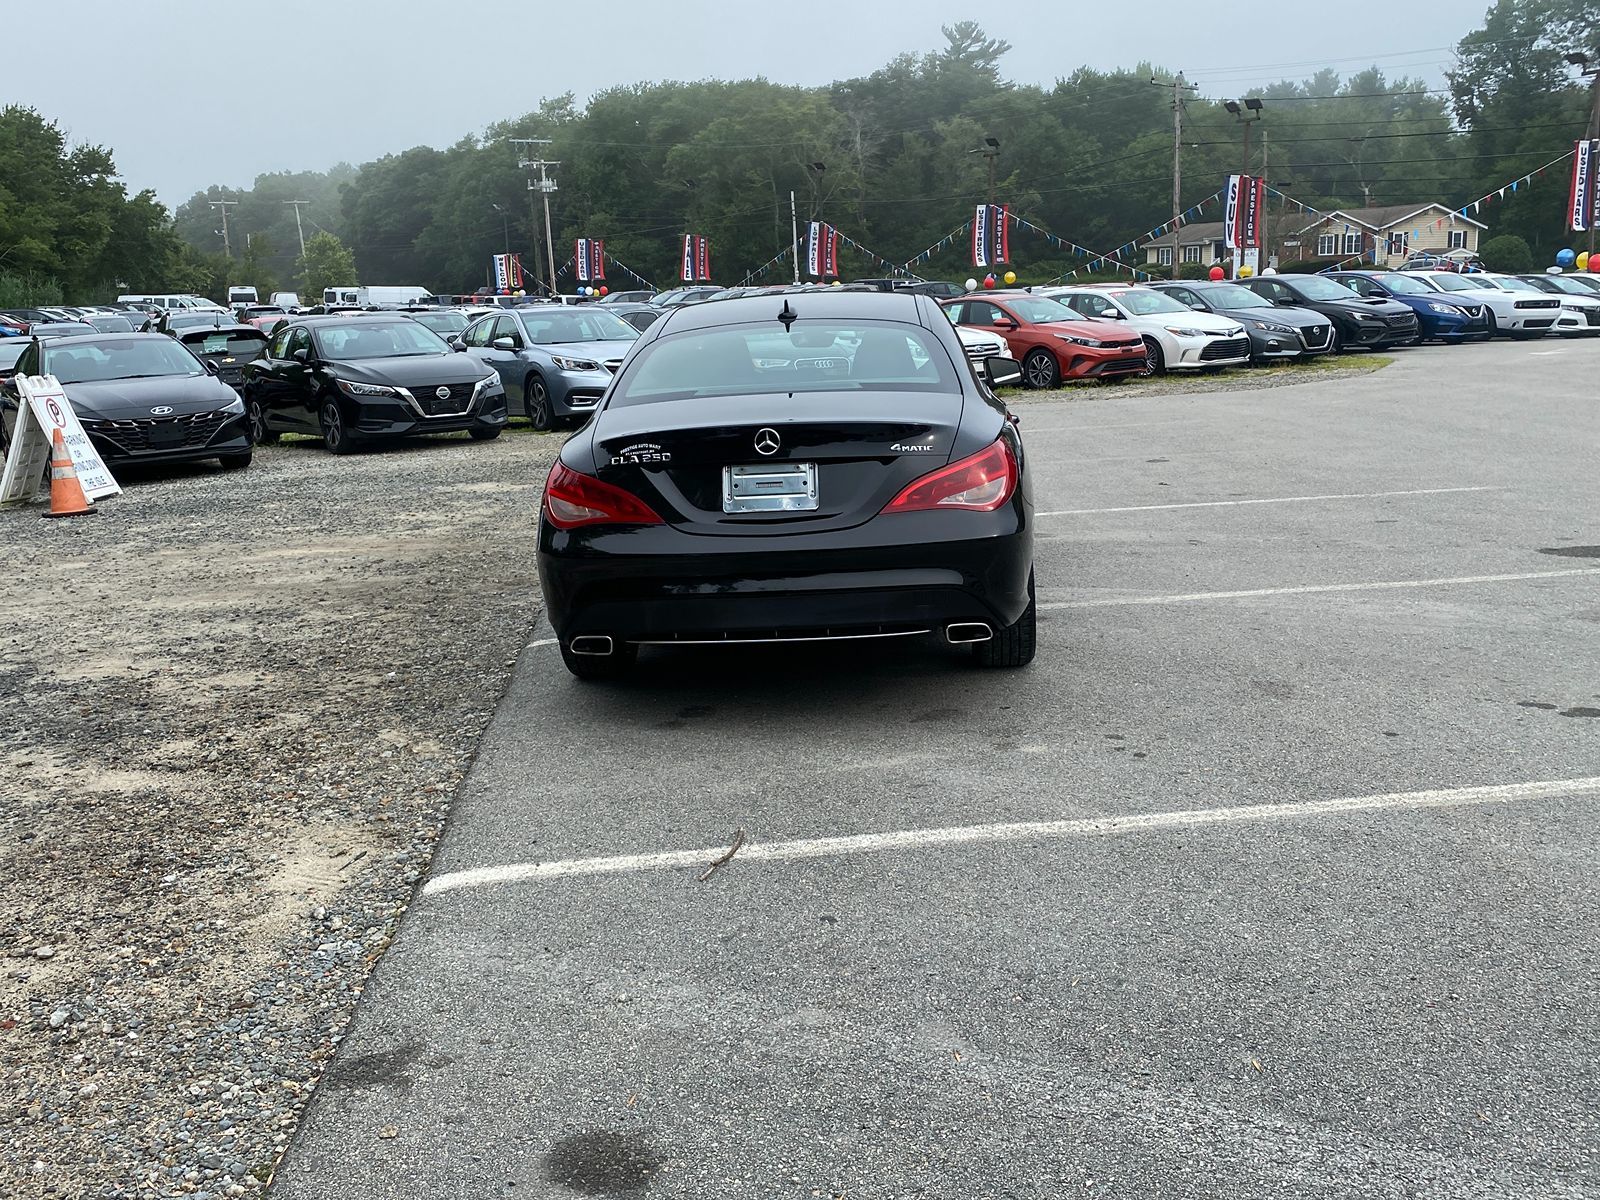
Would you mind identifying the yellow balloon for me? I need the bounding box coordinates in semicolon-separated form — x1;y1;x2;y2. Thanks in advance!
1579;251;1592;270
1239;265;1254;278
1003;270;1017;285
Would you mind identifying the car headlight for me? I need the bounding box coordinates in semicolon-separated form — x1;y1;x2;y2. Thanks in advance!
550;355;601;372
1163;326;1206;338
220;396;245;414
334;378;399;398
1561;302;1587;311
474;371;501;392
1249;319;1294;334
1055;333;1105;347
1427;302;1457;314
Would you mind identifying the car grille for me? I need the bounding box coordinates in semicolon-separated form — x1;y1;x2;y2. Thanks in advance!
1105;338;1143;350
1586;310;1600;327
417;382;475;416
963;341;1004;362
1514;299;1559;310
1299;325;1330;348
1385;313;1418;329
1199;336;1250;361
83;411;229;453
1457;304;1482;318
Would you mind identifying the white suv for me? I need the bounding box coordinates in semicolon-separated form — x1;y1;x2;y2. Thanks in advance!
1399;272;1559;338
1044;285;1250;373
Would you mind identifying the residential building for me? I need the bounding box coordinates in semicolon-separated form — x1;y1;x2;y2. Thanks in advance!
1285;204;1487;267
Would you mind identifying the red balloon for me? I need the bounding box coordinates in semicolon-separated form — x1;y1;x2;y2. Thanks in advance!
1591;258;1600;274
983;276;996;289
599;286;608;296
1208;266;1226;281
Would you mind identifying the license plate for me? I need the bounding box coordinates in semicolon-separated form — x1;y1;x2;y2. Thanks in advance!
147;421;185;448
722;462;818;513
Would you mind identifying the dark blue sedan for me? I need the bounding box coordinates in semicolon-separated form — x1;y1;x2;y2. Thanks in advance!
1328;271;1491;343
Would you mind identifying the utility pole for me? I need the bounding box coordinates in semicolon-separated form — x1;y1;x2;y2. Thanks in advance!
209;199;237;258
283;200;310;261
512;139;559;296
1152;72;1197;280
790;190;801;283
968;136;1001;208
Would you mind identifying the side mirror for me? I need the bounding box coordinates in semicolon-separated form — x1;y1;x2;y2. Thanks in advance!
450;339;467;352
203;359;220;374
985;356;1023;387
292;347;310;363
491;336;519;351
994;319;1018;331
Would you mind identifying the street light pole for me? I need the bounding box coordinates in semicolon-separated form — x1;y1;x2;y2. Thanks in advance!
968;137;1001;208
491;204;510;253
1569;53;1600;258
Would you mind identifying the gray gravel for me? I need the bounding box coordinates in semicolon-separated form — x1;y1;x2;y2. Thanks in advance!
1022;353;1392;406
0;428;559;1198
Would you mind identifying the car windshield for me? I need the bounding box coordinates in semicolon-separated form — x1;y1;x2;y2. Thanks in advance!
1200;284;1271;308
1423;273;1479;292
611;321;960;405
1543;276;1595;295
45;337;204;383
411;312;467;334
87;316;135;332
1004;296;1077;323
1375;274;1430;295
1492;277;1541;293
1107;289;1189;315
183;331;268;356
1286;277;1359;301
521;310;640;344
314;320;450;359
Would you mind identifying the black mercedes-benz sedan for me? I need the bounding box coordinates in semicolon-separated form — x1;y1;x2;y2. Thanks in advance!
242;315;507;453
1;333;251;469
536;291;1033;679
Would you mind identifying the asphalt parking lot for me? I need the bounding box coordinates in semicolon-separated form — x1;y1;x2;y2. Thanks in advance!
272;338;1599;1200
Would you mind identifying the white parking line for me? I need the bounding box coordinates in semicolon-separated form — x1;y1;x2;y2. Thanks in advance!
420;776;1600;895
1039;567;1600;609
1036;485;1497;518
527;637;559;649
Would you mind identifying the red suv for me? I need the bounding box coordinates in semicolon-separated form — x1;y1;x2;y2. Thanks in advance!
943;292;1147;388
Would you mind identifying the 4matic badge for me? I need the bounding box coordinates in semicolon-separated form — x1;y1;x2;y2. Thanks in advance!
891;442;935;453
610;442;671;465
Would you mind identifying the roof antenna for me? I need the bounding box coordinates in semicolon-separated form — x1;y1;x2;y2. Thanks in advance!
777;299;798;331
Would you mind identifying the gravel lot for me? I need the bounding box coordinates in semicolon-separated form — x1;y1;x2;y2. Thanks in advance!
0;355;1387;1198
0;430;559;1198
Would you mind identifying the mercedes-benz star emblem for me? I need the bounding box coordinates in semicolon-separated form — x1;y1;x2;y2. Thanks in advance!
753;427;781;456
150;406;174;416
435;386;452;400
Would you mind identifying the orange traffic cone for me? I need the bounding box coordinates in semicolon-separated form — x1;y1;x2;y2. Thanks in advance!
43;427;96;519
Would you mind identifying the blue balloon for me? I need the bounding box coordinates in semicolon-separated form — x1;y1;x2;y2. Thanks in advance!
1557;248;1577;268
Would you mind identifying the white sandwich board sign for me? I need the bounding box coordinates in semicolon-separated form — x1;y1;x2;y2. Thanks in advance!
0;373;121;505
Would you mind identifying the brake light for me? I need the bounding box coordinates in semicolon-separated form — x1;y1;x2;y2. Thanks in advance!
542;461;664;529
883;438;1017;514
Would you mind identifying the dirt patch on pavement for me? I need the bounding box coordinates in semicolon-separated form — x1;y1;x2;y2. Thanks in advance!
0;431;560;1198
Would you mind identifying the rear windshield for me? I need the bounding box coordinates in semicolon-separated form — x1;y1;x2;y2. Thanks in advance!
184;331;268;356
611;321;961;405
45;337;204;383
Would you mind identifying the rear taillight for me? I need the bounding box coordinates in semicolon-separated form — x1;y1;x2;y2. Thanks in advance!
542;461;664;529
883;438;1017;514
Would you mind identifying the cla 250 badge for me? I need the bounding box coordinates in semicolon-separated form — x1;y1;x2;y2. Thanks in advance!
891;442;935;453
611;442;671;465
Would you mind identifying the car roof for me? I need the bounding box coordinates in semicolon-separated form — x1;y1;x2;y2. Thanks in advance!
654;289;930;333
178;323;264;337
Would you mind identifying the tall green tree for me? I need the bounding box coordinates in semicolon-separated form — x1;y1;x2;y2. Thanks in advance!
296;232;357;300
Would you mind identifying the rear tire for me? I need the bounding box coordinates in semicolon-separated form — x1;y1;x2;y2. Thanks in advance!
974;571;1036;669
560;641;639;680
1022;348;1060;390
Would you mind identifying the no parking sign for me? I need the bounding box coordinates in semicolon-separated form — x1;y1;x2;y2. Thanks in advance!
0;374;121;505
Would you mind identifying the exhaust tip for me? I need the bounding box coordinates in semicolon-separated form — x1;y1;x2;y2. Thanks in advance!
569;635;615;656
945;622;993;645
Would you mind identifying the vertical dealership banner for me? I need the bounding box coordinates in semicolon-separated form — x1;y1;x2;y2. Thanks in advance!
1224;175;1266;276
1569;140;1597;233
681;235;712;282
971;204;1010;267
574;239;606;282
492;253;523;291
805;222;841;277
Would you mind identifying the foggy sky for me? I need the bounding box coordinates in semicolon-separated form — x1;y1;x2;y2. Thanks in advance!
3;0;1485;207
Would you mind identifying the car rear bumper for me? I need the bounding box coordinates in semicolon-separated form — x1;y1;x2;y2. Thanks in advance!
537;513;1033;644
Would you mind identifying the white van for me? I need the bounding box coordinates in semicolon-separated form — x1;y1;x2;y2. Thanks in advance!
227;285;259;306
323;286;360;307
269;291;303;311
117;293;226;312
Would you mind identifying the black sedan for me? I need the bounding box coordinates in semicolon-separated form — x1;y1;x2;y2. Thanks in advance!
1240;274;1419;350
177;324;269;392
2;333;251;469
243;315;508;454
1147;280;1334;362
536;291;1032;679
